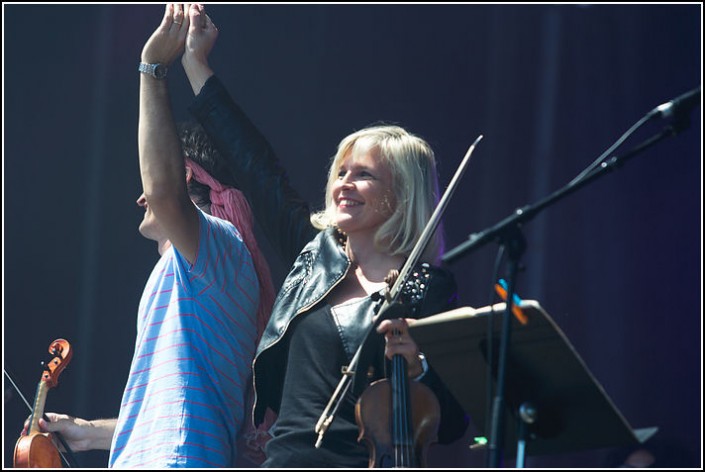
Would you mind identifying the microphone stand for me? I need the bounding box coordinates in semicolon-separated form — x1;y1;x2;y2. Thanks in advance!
442;110;695;468
487;225;524;468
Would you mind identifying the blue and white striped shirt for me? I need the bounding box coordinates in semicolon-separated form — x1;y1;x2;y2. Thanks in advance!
109;210;259;468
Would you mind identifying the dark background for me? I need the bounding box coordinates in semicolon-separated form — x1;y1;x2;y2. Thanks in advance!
3;4;701;468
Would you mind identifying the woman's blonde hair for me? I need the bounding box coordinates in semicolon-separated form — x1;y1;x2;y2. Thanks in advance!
311;125;444;264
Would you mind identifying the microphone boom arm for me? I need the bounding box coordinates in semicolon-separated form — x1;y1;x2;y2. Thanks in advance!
443;101;696;264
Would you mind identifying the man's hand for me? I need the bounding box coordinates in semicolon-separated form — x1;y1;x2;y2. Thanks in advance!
22;413;117;452
141;3;191;66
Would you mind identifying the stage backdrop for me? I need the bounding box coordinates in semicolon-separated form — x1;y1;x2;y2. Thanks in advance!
3;4;701;468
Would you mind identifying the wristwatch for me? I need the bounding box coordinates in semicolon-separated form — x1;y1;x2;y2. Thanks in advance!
138;62;168;80
413;352;429;381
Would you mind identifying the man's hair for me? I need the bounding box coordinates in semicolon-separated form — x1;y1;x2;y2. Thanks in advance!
178;121;234;207
310;124;444;264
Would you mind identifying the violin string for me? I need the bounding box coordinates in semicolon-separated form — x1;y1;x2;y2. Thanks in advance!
400;355;406;466
393;352;411;467
403;354;410;467
394;354;401;466
391;332;400;466
404;356;411;466
400;355;408;467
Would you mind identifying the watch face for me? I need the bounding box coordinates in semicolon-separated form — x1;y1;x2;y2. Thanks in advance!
154;64;167;79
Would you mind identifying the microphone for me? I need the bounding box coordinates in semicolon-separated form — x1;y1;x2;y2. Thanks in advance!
652;87;701;120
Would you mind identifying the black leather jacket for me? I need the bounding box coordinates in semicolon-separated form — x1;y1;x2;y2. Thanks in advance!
190;76;468;444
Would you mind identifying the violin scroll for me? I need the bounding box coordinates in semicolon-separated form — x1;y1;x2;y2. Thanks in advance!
41;339;73;388
13;338;73;468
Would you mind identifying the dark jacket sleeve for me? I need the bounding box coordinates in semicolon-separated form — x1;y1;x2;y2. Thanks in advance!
416;269;470;444
188;75;317;266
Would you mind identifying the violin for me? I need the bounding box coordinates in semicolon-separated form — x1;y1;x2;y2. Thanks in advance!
355;330;441;468
14;339;73;468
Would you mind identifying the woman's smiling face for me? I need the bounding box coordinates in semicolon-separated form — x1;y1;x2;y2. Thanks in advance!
331;148;395;238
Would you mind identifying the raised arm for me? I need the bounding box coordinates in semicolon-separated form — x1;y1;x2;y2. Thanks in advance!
181;3;216;96
139;3;200;263
181;4;316;265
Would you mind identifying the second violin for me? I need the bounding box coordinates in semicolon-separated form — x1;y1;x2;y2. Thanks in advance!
14;339;73;468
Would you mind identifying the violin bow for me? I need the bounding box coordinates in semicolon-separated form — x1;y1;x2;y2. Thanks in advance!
314;134;484;447
4;366;79;468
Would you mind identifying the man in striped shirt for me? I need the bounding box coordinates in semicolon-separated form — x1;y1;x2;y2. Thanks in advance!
24;4;274;467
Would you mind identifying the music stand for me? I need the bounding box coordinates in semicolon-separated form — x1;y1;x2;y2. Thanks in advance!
409;300;656;459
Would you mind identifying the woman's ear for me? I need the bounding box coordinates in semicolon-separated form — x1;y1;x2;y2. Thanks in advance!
185;165;194;183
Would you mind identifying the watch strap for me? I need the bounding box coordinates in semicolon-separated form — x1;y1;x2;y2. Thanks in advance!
138;62;168;79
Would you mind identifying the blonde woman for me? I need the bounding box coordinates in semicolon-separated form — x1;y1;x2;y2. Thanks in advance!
182;4;468;467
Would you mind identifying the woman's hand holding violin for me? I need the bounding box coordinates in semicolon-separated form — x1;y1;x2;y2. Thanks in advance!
377;318;425;378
